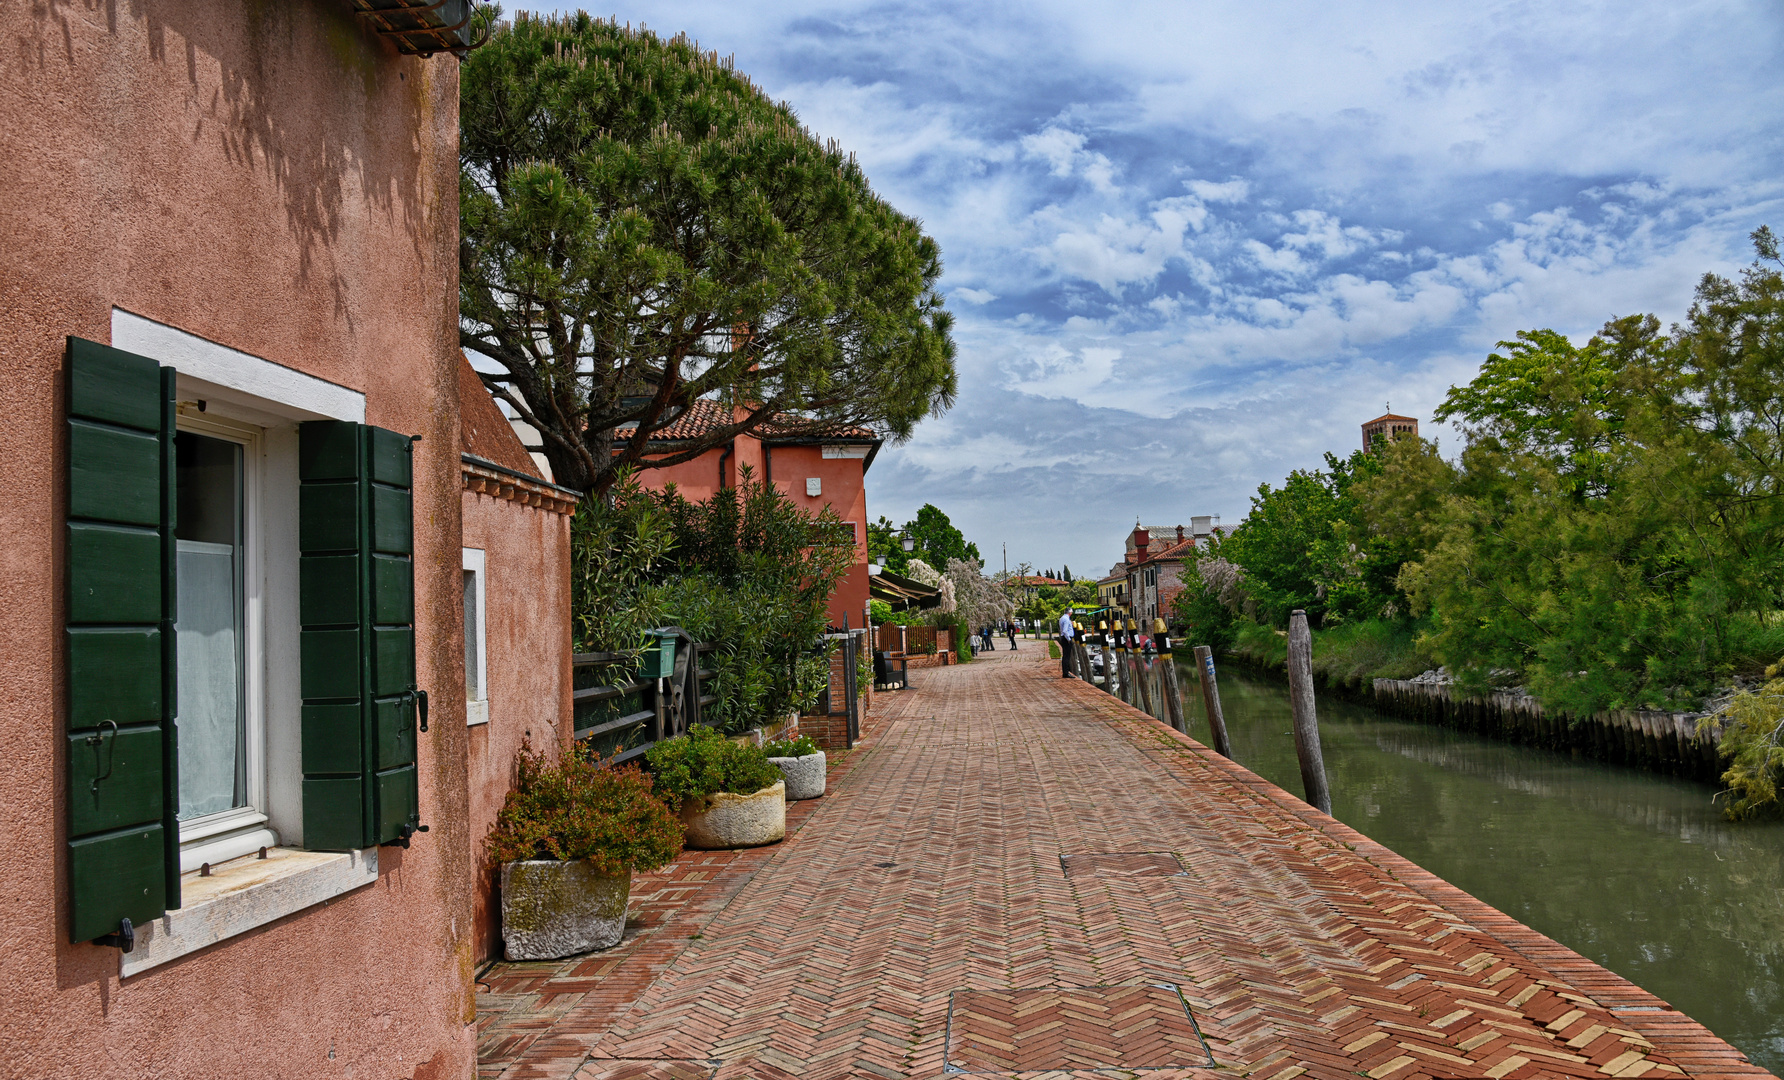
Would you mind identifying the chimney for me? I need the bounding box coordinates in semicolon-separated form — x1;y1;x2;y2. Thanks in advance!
1133;525;1150;561
1176;525;1185;541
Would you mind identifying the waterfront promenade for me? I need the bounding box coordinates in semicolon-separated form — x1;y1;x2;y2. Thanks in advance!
476;649;1770;1080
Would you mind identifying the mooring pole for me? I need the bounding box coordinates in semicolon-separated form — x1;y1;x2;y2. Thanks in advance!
1287;609;1332;814
1158;624;1187;733
1192;645;1233;758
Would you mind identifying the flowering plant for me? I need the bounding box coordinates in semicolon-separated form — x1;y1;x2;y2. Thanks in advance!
486;740;683;874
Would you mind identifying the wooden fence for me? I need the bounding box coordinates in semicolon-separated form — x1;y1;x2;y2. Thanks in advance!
572;627;718;765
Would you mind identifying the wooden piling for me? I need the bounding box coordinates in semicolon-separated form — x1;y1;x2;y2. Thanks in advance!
1132;653;1154;718
1161;656;1187;733
1287;610;1332;815
1192;646;1233;759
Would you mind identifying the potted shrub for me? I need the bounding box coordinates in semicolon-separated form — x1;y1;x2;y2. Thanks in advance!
487;741;683;961
647;725;786;849
764;734;826;801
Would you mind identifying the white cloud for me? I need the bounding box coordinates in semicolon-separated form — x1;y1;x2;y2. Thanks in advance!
952;287;998;304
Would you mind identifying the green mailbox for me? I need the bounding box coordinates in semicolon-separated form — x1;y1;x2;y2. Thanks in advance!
640;631;677;679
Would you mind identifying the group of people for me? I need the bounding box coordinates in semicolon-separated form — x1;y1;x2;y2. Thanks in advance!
976;620;1019;651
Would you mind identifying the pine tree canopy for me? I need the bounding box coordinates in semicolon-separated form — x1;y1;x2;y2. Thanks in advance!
459;12;958;495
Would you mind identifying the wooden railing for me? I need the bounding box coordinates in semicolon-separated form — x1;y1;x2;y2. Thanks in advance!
572;627;719;765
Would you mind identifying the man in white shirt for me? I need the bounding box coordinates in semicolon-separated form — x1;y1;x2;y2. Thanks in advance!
1057;610;1076;678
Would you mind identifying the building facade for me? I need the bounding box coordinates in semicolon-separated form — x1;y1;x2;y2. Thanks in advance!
2;5;508;1077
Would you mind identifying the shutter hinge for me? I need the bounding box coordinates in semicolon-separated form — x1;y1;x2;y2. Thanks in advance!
94;917;135;953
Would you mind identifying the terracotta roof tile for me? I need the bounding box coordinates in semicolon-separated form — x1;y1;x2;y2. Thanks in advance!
615;400;878;444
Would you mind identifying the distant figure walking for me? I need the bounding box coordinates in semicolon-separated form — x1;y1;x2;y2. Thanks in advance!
1057;610;1076;678
1005;619;1018;650
980;625;995;651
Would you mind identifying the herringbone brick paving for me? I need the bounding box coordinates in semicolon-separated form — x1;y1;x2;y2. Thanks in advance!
477;647;1771;1080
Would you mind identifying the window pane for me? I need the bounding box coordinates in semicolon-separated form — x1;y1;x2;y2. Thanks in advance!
463;568;481;701
175;432;246;822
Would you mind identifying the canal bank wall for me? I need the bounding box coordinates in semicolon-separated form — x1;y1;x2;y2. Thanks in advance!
1203;653;1727;782
1371;677;1724;781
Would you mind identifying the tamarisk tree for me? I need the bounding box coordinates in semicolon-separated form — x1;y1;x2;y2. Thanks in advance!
460;12;958;495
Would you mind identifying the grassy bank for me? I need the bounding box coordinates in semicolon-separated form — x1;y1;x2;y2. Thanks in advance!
1221;618;1437;691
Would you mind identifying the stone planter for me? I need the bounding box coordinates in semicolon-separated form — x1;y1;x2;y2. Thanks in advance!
499;859;630;961
768;751;826;800
680;780;786;849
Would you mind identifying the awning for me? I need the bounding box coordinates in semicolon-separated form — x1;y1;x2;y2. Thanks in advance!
870;570;942;610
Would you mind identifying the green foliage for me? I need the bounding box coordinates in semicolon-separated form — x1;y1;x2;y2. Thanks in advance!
867;517;910;575
1171;559;1241;654
570;468;851;729
902;504;980;568
485;740;683;873
650;470;852;730
645;725;782;804
1705;660;1784;819
1219;447;1408;628
1214;616;1434;687
460;13;957;495
868;598;894;624
570;469;673;654
762;734;820;758
1388;231;1784;714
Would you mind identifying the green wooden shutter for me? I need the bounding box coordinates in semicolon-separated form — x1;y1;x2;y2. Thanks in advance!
298;421;420;850
65;336;180;944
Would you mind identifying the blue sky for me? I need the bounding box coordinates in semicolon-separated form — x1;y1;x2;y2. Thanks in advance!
528;0;1784;579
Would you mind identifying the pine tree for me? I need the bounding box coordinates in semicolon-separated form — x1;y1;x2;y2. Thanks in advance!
460;13;957;495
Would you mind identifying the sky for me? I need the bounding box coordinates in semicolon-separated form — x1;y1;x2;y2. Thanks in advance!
527;0;1784;579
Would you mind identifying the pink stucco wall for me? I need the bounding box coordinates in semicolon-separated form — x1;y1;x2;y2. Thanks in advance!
1;5;472;1078
461;487;573;963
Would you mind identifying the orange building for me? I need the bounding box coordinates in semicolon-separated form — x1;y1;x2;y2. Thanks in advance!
617;402;882;631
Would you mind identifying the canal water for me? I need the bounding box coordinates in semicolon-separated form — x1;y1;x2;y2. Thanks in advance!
1165;659;1784;1074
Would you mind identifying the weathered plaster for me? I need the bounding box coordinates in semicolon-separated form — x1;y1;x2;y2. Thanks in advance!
1;2;473;1076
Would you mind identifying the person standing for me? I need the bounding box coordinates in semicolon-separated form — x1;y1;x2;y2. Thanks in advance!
1057;609;1076;677
1005;619;1018;650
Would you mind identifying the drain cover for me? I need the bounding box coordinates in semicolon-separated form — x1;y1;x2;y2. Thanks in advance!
944;983;1213;1073
1059;852;1185;878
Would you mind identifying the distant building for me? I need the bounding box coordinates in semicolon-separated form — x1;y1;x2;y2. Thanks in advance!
1362;412;1419;450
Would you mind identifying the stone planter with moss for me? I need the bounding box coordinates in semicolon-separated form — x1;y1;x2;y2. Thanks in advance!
764;735;827;801
487;741;684;961
648;725;787;849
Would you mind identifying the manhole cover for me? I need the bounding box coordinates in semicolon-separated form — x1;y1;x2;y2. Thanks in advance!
944;983;1213;1073
1059;852;1185;878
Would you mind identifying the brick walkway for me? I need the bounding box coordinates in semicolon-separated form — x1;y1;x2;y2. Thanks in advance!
476;648;1771;1080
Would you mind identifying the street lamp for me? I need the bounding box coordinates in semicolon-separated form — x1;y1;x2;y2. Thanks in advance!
900;532;916;553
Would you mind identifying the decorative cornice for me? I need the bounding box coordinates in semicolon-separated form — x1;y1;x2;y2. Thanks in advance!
460;454;580;516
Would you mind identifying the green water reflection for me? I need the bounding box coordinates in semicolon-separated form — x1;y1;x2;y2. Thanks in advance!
1165;659;1784;1074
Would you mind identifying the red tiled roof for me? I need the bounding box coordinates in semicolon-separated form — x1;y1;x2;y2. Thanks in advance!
615;399;878;444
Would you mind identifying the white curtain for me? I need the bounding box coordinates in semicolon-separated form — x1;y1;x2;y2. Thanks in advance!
176;540;243;821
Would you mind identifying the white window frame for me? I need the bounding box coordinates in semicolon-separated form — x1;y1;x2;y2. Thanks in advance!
111;308;381;977
171;409;274;871
463;547;489;726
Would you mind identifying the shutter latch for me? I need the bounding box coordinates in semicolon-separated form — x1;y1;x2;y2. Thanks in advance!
386;823;430;849
94;917;135;953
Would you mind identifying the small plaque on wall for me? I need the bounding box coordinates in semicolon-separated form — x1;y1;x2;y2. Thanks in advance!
806;477;822;496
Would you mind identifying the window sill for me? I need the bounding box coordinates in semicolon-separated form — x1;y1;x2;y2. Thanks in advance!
467;697;489;726
120;846;378;977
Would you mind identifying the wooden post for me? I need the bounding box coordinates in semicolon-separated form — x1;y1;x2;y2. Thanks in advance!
1192;645;1233;758
1077;641;1093;684
1287;609;1332;814
1131;654;1154;717
1161;656;1187;733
